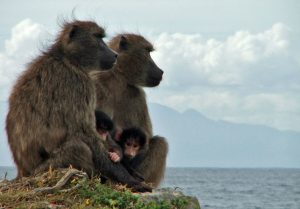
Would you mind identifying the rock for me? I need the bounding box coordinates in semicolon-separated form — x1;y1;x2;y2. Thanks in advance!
140;187;201;209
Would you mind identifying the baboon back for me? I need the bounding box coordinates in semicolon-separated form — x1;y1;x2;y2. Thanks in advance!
6;56;97;176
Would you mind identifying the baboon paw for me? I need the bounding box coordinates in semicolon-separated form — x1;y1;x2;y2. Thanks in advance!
131;183;152;193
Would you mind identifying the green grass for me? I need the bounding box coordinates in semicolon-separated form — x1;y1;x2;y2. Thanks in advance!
78;180;189;209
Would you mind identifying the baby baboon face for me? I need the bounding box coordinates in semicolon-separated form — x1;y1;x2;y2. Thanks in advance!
109;34;163;87
123;139;141;159
119;127;147;160
61;21;117;70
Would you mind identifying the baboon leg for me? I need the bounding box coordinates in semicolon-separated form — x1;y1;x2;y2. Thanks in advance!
34;138;95;176
136;136;168;187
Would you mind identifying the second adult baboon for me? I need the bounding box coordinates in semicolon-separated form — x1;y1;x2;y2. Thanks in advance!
92;34;168;187
6;21;151;192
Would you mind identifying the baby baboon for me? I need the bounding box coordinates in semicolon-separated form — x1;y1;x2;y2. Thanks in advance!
95;110;114;141
119;127;146;161
118;127;146;164
118;127;147;181
95;110;122;163
91;34;168;187
6;21;151;192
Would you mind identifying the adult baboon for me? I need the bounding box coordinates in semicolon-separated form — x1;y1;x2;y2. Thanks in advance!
92;34;168;187
6;21;151;192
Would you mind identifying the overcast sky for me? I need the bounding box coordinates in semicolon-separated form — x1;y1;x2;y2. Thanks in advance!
0;0;299;133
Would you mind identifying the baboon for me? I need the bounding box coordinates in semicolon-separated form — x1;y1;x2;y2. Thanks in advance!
95;110;115;141
119;127;146;161
6;21;151;192
91;34;168;187
118;127;146;165
95;110;122;163
118;127;147;181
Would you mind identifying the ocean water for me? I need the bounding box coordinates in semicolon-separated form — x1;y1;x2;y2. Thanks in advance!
161;168;300;209
1;167;300;209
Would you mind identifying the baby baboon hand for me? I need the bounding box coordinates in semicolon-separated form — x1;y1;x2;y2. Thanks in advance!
109;152;121;162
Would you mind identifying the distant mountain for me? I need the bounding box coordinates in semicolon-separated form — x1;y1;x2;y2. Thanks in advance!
1;101;299;168
149;103;300;168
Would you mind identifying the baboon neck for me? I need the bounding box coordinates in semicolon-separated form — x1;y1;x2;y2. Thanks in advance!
112;67;132;87
46;43;64;60
62;57;86;73
113;65;140;88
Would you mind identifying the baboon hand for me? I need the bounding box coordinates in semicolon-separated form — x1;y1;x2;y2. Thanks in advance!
131;182;152;193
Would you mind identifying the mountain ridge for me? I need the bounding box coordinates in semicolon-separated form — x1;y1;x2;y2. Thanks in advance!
0;101;299;167
148;102;300;168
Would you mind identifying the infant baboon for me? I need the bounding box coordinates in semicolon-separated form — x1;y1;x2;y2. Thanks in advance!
92;34;168;187
118;127;147;181
95;110;114;141
118;127;146;164
95;110;122;163
6;21;151;192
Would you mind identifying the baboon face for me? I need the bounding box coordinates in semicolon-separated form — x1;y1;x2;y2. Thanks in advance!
123;138;141;159
109;34;163;87
61;21;117;70
119;127;146;159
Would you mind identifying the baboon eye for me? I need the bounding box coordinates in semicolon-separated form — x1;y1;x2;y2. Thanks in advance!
145;47;154;52
94;33;104;39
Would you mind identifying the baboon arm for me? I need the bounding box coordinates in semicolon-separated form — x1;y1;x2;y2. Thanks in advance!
136;136;168;188
122;160;145;182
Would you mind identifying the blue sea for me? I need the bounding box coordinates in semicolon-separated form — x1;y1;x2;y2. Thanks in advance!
1;167;300;209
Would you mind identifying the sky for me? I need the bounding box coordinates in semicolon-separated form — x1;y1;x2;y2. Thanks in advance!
0;0;299;166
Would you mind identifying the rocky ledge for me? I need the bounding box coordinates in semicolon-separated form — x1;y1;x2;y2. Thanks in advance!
0;168;200;209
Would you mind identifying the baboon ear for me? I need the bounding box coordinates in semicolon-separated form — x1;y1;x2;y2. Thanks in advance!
69;25;79;39
119;35;128;50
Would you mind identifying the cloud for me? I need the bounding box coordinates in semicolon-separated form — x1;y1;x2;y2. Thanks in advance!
152;22;291;87
148;22;300;131
0;19;46;101
0;20;299;132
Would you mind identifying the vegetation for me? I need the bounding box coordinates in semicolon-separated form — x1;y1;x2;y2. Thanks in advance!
0;168;193;209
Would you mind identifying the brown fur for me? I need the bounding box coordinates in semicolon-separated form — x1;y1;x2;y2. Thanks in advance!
6;22;151;192
91;34;168;187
